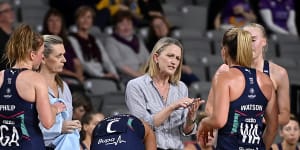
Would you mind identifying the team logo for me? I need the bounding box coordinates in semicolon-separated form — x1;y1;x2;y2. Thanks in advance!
240;123;260;144
248;88;256;99
3;88;12;99
107;120;118;133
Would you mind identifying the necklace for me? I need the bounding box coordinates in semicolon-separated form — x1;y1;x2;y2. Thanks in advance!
153;81;170;101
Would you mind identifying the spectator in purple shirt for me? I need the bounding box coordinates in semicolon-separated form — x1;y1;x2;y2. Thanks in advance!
215;0;256;30
259;0;298;36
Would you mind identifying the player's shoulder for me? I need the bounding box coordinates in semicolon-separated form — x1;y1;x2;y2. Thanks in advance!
269;61;289;78
213;64;231;79
216;64;230;74
256;69;273;85
20;70;46;82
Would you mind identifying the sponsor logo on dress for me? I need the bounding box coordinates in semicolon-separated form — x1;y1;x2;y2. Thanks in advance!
98;135;126;146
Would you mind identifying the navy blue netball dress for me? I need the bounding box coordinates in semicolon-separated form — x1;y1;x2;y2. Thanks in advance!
216;66;268;150
263;60;270;76
0;69;45;149
91;114;145;150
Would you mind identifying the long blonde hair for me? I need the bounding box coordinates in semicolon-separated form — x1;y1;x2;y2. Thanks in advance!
222;27;253;67
144;37;183;85
5;24;43;67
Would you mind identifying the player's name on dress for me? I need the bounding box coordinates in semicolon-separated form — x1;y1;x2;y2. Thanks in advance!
241;104;263;111
0;105;15;111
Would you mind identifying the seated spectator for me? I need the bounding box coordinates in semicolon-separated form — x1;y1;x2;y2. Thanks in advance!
68;6;119;82
72;91;93;120
214;0;256;30
259;0;298;36
105;10;149;85
147;16;200;87
271;114;300;150
42;8;86;92
146;15;171;51
0;0;15;70
80;111;105;150
90;114;156;150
